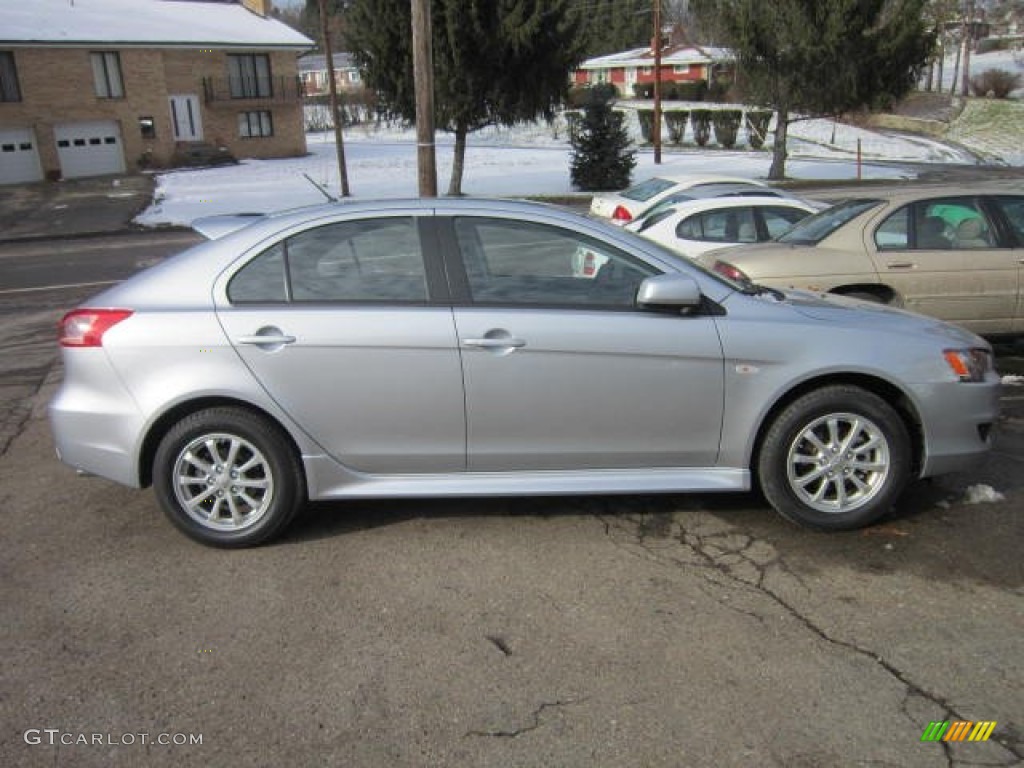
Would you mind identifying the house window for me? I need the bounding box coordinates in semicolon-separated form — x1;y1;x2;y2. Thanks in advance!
673;65;690;74
0;52;21;102
348;70;361;84
139;116;156;139
641;66;653;75
91;52;124;98
228;54;272;98
239;110;273;138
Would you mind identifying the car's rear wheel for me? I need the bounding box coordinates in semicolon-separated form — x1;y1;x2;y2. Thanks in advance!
153;407;304;547
758;386;911;530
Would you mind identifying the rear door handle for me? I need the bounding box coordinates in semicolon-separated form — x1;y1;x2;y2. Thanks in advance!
886;262;916;269
237;334;296;345
462;337;526;349
236;326;296;349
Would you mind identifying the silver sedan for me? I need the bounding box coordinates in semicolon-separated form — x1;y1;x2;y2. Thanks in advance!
50;199;1000;547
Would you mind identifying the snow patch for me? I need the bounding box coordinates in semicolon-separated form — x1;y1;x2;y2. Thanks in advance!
963;484;1006;504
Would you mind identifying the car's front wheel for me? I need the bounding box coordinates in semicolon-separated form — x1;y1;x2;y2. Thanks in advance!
153;407;304;547
757;386;911;530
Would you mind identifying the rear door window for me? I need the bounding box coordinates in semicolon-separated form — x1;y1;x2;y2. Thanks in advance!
228;217;429;304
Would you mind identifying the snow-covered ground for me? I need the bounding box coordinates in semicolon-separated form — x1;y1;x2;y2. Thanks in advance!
137;120;974;227
136;44;1024;228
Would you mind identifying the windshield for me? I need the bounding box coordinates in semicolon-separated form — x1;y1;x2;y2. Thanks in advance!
621;177;677;202
776;198;882;245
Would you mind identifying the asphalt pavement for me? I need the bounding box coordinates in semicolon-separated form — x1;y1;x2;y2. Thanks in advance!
0;175;158;243
0;171;1022;767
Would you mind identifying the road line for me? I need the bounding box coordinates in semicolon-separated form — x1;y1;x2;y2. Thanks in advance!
0;280;121;295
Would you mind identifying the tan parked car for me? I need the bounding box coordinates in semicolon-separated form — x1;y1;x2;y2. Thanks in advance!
702;188;1024;336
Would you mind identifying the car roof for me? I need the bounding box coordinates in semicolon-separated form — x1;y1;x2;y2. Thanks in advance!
648;174;766;187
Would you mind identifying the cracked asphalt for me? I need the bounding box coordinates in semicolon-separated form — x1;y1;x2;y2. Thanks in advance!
0;236;1022;767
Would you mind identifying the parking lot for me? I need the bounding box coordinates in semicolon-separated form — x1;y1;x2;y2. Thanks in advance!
0;223;1021;767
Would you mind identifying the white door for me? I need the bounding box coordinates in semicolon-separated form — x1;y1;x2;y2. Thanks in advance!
0;127;43;185
169;94;203;141
54;121;125;179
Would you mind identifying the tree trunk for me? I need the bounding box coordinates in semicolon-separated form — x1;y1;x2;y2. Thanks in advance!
768;108;788;181
447;124;468;196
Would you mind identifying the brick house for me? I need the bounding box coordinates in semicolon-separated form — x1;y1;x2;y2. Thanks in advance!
573;44;733;98
0;0;313;185
298;53;362;97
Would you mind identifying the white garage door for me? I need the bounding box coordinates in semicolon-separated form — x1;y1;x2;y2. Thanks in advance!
0;127;43;185
54;121;125;179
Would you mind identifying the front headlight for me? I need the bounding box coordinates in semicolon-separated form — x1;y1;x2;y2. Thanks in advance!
943;348;993;382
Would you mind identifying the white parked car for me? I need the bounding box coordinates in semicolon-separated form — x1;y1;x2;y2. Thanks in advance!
589;174;771;225
626;196;818;259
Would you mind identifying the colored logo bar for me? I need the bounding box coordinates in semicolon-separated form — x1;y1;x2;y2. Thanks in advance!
921;721;997;742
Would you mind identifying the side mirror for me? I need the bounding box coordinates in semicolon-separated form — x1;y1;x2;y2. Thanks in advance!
636;274;702;309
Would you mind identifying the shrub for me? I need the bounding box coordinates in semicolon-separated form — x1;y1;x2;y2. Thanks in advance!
712;109;743;148
637;109;655;142
674;80;708;102
707;75;733;103
664;110;689;144
969;68;1022;99
691;109;713;146
745;110;773;149
568;83;618;108
570;93;637;191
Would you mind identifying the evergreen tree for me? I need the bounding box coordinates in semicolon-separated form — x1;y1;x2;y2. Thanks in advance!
346;0;584;195
580;0;652;56
693;0;934;179
569;86;636;191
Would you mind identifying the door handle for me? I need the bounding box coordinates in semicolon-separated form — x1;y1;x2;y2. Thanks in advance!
236;326;296;349
886;262;915;269
462;337;526;349
237;334;296;345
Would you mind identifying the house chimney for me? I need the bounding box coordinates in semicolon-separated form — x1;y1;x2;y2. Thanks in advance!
239;0;270;17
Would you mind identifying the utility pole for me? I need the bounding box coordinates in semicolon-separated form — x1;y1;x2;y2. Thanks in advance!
411;0;437;197
318;0;350;196
961;0;973;97
653;0;662;164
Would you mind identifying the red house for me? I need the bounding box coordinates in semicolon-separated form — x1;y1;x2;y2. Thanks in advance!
574;44;733;97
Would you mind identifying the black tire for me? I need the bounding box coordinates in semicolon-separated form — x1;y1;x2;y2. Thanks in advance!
153;407;304;547
757;385;911;531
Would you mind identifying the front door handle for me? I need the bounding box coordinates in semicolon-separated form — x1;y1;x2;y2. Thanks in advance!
886;262;916;270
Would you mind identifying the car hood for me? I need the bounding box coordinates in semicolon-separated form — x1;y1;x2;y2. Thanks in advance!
777;289;982;345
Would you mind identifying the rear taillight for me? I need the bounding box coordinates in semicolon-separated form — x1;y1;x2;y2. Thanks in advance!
713;261;750;283
58;309;133;348
612;205;633;223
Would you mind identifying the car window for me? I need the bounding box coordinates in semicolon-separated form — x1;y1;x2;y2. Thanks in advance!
875;207;910;250
635;206;678;232
454;218;656;308
228;217;428;304
227;242;288;302
778;199;882;245
990;195;1024;244
923;199;995;250
620;177;676;202
676;207;757;243
762;206;810;239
